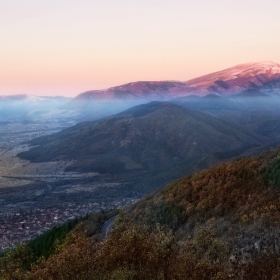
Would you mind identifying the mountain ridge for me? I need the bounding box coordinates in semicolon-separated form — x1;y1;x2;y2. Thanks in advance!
69;61;280;106
185;61;280;95
18;101;268;194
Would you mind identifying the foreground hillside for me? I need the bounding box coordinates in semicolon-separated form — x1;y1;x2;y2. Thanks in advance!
129;148;280;233
3;148;280;279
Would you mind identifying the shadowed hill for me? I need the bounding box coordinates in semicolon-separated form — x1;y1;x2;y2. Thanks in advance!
172;93;280;140
234;88;268;97
18;102;266;178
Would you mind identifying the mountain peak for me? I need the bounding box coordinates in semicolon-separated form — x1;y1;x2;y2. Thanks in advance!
229;61;280;75
184;61;280;95
70;61;280;105
185;61;280;83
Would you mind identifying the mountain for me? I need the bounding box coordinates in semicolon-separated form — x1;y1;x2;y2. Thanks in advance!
246;119;280;142
129;147;280;231
171;87;280;137
8;147;280;280
18;102;267;188
121;147;280;278
69;81;191;103
69;61;280;109
184;61;280;96
66;82;192;121
3;61;280;123
62;61;280;122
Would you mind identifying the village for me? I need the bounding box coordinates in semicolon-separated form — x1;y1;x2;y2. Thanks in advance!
0;120;139;252
0;197;137;251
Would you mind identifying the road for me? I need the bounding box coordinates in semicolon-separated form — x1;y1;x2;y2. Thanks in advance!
101;216;118;237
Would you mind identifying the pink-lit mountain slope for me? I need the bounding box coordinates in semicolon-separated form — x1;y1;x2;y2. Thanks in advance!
69;61;280;106
69;81;191;105
185;61;280;95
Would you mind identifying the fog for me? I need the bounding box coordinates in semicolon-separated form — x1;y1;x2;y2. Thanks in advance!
171;94;280;115
1;93;280;130
0;95;154;125
0;96;70;121
170;94;280;144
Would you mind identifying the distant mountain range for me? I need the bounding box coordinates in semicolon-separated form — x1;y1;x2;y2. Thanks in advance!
69;61;280;107
2;61;280;106
2;62;280;122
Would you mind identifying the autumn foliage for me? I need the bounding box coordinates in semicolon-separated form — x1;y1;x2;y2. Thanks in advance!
3;148;280;279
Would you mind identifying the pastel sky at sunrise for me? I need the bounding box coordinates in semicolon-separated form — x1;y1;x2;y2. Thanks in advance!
1;0;280;97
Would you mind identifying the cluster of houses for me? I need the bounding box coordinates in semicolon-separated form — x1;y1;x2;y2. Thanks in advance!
0;198;137;252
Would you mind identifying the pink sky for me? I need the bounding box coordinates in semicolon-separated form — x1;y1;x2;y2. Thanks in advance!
1;0;280;97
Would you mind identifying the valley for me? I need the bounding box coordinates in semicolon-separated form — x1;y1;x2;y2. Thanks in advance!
0;123;139;251
2;0;280;275
2;61;280;278
0;143;138;250
1;95;280;251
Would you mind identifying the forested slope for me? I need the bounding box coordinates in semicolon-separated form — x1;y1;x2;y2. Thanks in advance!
3;148;280;279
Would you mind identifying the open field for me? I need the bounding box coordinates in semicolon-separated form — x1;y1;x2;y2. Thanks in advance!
0;144;138;250
0;144;95;188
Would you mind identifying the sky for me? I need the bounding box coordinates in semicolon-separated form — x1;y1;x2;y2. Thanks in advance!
1;0;280;97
